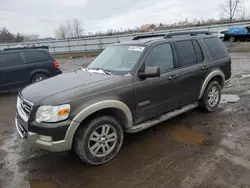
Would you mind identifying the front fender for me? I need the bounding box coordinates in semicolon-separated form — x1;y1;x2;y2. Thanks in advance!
64;100;133;147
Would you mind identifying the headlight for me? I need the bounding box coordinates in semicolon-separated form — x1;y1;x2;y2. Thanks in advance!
36;104;70;123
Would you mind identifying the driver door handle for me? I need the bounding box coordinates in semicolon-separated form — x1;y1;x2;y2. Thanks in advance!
168;74;178;80
201;65;209;70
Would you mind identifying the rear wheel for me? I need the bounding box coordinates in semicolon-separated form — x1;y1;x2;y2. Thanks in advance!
32;74;48;83
200;81;221;112
74;116;124;165
229;37;235;43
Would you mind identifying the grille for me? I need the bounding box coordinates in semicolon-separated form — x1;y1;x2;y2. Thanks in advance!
17;96;33;121
21;100;32;115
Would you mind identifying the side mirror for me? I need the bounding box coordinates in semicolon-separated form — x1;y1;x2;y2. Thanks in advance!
139;67;160;78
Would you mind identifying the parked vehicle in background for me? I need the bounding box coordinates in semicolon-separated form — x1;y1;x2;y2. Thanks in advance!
217;29;228;40
224;26;250;42
0;48;62;92
16;31;231;165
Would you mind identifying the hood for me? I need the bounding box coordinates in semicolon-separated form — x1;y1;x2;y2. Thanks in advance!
21;70;120;104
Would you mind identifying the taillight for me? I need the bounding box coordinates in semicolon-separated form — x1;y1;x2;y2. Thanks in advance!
54;61;60;69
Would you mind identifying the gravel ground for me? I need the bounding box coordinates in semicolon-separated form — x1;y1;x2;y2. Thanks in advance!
0;53;250;188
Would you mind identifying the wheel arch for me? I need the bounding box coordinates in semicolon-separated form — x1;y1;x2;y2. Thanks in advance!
198;69;225;100
29;69;51;82
65;100;133;148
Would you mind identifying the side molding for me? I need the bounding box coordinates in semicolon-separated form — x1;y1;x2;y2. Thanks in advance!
198;70;225;99
64;100;133;146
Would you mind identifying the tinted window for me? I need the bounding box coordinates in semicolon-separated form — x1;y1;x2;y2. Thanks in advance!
0;52;22;68
24;51;49;63
175;40;196;67
204;38;229;59
145;43;174;73
220;30;228;34
193;40;204;63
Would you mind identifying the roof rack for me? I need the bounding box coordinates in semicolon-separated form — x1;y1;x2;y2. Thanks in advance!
132;31;212;41
3;45;49;51
132;34;166;40
164;31;212;38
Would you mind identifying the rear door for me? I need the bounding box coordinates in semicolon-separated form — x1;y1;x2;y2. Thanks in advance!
0;52;26;91
174;39;209;106
22;50;53;80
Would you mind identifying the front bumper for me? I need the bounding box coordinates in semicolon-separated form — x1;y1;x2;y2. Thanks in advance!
15;117;71;152
27;132;71;152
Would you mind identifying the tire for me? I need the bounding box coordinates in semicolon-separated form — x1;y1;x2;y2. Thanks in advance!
229;37;235;43
74;116;124;165
200;81;221;112
31;74;48;83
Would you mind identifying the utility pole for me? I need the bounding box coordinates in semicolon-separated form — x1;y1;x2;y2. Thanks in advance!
242;0;246;20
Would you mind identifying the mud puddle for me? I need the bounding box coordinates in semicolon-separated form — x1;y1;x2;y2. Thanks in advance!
220;94;240;104
167;125;206;145
30;180;60;188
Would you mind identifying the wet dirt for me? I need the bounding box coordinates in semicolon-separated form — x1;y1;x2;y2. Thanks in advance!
167;125;206;145
29;180;60;188
0;52;250;188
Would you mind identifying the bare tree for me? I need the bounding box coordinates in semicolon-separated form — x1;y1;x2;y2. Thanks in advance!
72;18;83;38
220;0;241;22
67;21;74;38
55;24;68;39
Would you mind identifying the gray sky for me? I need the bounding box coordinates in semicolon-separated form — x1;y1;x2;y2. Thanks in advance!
0;0;249;37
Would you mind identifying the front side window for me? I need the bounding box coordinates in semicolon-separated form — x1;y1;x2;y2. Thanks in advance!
145;43;174;73
87;45;145;75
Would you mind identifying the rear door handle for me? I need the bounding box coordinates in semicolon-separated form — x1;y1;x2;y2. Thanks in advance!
168;74;178;80
201;65;209;70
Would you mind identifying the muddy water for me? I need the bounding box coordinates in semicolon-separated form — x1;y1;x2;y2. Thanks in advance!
29;180;60;188
167;125;206;145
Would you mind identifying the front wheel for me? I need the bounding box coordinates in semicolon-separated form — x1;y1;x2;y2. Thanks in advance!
200;81;221;112
74;116;124;165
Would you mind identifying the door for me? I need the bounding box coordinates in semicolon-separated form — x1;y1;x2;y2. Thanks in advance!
0;52;26;91
133;42;181;123
174;40;209;106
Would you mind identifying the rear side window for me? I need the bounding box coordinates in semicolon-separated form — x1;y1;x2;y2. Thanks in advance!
204;38;228;59
0;52;22;68
23;51;50;63
175;40;196;67
193;40;204;63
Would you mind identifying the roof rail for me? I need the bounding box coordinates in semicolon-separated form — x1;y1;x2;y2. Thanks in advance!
164;31;212;38
3;46;49;51
132;34;166;40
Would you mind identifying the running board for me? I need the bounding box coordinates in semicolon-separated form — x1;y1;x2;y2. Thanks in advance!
126;102;198;133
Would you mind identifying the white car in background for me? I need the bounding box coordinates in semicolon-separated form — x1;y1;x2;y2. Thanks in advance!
218;29;228;40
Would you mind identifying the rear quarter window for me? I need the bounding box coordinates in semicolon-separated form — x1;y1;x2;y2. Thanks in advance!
0;52;22;68
23;51;50;63
204;38;229;59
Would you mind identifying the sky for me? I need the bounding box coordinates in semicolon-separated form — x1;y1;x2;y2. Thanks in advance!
0;0;249;38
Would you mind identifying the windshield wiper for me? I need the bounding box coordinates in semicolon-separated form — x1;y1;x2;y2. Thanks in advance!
87;68;111;75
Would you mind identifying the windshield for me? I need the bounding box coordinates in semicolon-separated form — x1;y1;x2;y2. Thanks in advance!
87;45;145;75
